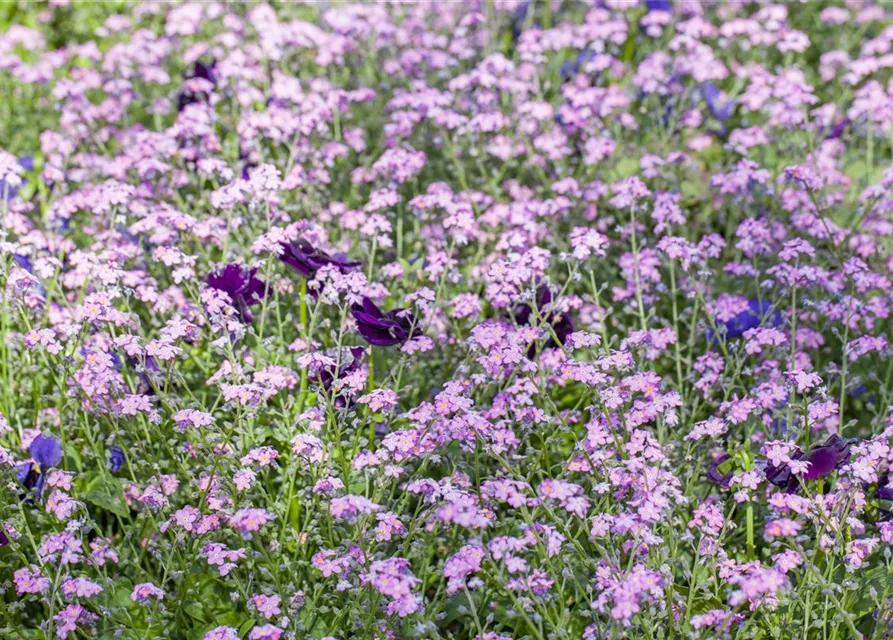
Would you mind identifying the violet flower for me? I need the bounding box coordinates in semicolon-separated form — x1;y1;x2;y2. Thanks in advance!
15;434;63;499
279;239;361;279
877;475;893;502
177;60;217;112
706;453;733;489
512;286;575;356
313;346;366;388
206;264;268;324
710;298;782;342
351;298;418;347
645;0;671;11
109;447;126;475
1;156;33;203
560;51;597;81
701;82;735;122
825;118;850;141
763;435;851;493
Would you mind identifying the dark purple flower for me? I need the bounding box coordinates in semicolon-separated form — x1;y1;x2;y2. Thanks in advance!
764;435;851;493
825;118;850;140
15;434;62;499
512;286;575;356
706;453;733;489
351;298;418;347
206;264;268;323
701;82;735;122
109;447;126;475
511;2;532;41
313;346;366;388
279;239;361;279
177;60;217;112
876;475;893;502
0;529;7;546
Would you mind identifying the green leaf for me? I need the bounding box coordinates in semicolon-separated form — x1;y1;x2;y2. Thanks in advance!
184;602;208;623
81;472;129;518
239;619;256;638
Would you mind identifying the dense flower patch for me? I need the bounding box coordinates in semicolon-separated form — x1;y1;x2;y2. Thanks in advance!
2;1;893;638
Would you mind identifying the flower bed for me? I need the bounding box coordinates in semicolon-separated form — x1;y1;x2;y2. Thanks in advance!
1;1;892;639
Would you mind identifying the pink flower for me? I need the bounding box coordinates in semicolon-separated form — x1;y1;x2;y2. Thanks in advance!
131;582;164;604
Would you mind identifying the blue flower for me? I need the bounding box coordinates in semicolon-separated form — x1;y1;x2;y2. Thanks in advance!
0;156;33;203
109;447;126;475
560;51;596;81
701;82;735;122
645;0;672;11
15;434;62;499
709;298;782;342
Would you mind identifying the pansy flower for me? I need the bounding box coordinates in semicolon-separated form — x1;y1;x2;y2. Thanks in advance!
311;346;366;388
763;435;851;493
512;286;575;356
645;0;671;11
876;475;893;501
351;298;418;347
108;447;125;475
279;239;361;279
177;60;217;112
706;453;733;489
206;264;268;324
701;82;735;122
15;434;63;500
0;155;33;203
711;298;783;342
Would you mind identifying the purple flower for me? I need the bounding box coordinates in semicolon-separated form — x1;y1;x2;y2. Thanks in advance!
877;477;893;500
313;346;366;387
177;60;217;112
206;264;268;323
279;239;361;279
15;434;63;499
706;453;733;489
512;286;575;356
825;118;850;141
351;298;418;347
764;435;851;493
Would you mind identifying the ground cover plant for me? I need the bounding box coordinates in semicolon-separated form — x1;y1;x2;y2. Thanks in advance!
1;0;893;638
